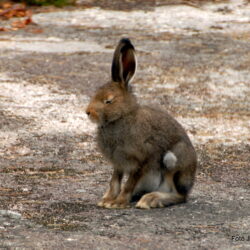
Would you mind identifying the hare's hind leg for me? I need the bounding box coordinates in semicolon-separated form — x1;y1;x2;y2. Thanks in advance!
135;172;186;209
136;141;196;209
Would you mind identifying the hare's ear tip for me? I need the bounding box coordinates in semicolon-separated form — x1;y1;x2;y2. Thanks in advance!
119;38;134;48
120;37;131;43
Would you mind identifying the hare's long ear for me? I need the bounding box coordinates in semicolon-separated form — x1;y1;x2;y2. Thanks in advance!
111;38;136;88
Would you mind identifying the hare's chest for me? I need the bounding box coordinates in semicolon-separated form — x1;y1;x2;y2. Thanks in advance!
97;126;126;159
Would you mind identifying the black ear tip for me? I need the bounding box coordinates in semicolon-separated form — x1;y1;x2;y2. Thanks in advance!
119;38;134;50
120;38;131;44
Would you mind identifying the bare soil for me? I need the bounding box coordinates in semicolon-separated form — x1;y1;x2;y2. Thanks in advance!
0;0;249;249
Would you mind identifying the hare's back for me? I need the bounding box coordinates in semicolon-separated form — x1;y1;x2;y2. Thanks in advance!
135;106;191;147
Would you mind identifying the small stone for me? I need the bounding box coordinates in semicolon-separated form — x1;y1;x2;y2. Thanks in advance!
17;147;31;156
0;210;22;219
76;189;86;193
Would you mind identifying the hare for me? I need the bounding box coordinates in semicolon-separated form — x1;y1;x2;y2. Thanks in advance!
86;38;197;209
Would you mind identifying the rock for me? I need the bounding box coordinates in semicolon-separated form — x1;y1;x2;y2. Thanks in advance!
0;210;22;219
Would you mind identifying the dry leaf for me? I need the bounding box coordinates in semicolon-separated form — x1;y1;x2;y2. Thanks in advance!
28;28;44;34
0;27;8;32
0;3;28;20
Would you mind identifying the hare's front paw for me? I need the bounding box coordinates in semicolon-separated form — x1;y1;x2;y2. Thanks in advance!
98;197;130;209
109;198;130;209
97;198;114;208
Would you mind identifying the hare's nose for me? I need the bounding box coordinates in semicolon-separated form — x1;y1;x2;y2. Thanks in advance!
85;107;90;116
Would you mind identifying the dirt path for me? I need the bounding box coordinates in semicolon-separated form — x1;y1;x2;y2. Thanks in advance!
0;0;249;249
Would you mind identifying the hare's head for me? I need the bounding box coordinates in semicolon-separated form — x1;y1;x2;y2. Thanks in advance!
86;38;137;126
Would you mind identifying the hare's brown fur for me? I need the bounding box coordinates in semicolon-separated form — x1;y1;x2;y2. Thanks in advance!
86;38;197;209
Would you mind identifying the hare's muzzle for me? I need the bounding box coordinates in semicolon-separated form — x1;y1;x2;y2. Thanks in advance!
86;106;99;123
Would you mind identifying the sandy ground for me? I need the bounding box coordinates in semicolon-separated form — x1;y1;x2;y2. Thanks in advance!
0;0;249;249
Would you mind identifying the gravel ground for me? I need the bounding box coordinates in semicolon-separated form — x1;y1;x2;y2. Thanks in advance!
0;0;249;249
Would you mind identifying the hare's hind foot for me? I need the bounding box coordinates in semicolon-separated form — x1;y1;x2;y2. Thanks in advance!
135;191;185;209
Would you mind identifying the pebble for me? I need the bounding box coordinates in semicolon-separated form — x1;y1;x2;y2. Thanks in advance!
76;189;86;193
0;210;22;219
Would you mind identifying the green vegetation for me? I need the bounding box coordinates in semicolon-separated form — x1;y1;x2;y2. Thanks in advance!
15;0;76;7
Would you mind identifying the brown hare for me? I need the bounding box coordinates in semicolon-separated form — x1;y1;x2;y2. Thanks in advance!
86;38;197;209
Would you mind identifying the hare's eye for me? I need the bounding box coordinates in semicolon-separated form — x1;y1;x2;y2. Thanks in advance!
104;94;114;104
104;99;113;104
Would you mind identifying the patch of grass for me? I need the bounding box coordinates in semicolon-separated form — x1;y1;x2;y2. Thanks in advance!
14;0;76;7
